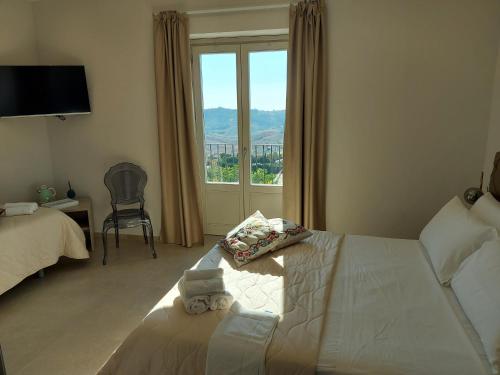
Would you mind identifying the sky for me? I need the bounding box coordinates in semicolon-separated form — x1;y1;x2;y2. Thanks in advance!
200;50;287;111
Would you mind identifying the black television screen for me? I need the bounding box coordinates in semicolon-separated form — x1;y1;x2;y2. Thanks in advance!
0;66;91;117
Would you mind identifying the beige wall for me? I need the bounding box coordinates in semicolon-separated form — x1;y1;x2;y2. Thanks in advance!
33;0;162;234
30;0;500;240
326;0;500;238
483;41;500;188
0;0;54;202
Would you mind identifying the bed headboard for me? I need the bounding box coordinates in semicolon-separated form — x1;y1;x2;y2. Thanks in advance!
489;152;500;201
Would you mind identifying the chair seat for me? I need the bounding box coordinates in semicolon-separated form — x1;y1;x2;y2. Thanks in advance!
103;209;151;230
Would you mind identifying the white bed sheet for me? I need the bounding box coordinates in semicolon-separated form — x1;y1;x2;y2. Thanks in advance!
0;207;89;295
316;234;491;375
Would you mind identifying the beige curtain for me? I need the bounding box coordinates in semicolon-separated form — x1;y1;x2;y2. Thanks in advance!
283;0;327;230
153;11;204;246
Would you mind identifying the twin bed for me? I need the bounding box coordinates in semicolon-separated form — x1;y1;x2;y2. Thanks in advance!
0;207;89;295
99;230;492;375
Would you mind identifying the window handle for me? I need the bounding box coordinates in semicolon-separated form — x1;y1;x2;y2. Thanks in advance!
243;146;247;160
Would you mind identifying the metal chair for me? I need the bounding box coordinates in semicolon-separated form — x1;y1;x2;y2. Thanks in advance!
102;162;157;265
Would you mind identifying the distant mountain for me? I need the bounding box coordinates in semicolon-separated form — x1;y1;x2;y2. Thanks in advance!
203;107;285;145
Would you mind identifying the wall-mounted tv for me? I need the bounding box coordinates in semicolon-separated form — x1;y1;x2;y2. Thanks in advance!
0;65;91;118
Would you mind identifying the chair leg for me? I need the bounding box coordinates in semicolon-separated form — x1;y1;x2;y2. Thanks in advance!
148;223;157;259
142;224;149;244
102;227;109;265
115;225;119;248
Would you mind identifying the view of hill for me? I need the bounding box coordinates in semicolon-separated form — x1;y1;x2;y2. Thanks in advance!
203;107;285;145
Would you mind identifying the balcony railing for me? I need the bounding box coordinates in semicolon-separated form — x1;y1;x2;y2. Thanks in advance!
205;143;283;185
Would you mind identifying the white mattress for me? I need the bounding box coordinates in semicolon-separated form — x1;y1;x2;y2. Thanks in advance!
316;235;491;375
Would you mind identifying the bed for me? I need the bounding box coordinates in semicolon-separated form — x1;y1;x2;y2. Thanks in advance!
0;207;89;295
98;231;492;375
316;235;490;375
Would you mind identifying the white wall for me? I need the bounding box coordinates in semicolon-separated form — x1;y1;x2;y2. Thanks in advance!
32;0;288;235
30;0;500;240
0;0;54;202
326;0;500;238
483;41;500;188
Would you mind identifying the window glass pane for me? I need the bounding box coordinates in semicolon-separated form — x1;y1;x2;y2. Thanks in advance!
200;53;239;184
249;50;287;185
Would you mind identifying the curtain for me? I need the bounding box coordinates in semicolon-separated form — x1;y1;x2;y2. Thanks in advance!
153;11;204;246
283;0;327;230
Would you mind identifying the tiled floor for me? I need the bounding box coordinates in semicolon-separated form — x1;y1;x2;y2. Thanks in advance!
0;235;219;375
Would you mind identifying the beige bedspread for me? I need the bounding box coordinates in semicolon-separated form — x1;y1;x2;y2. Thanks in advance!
0;207;89;295
99;231;343;375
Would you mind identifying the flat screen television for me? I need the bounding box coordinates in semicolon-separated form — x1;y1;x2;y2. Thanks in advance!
0;65;91;118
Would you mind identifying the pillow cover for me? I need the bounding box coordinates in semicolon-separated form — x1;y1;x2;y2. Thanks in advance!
219;211;280;267
451;239;500;373
268;218;312;251
471;192;500;232
419;196;497;285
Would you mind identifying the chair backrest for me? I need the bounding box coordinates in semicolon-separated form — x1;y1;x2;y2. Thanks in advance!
104;162;147;206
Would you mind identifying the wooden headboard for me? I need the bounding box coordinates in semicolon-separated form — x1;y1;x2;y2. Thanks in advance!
489;152;500;201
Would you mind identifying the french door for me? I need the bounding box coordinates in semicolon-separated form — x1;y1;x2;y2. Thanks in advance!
192;39;288;235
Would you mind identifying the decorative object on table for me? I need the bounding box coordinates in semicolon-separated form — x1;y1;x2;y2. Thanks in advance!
42;198;79;210
37;184;56;203
66;180;76;199
102;162;156;265
464;172;484;205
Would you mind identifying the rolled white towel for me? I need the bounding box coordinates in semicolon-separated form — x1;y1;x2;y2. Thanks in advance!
182;278;225;299
178;278;209;315
183;295;210;315
184;268;223;281
209;291;234;311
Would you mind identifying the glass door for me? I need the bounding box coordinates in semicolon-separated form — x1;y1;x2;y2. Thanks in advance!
241;42;287;221
192;40;287;235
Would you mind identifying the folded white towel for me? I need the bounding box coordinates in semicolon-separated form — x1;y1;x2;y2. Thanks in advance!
178;278;209;315
209;292;234;311
206;302;279;375
184;268;223;281
181;278;225;299
4;202;38;211
179;268;229;315
3;203;39;217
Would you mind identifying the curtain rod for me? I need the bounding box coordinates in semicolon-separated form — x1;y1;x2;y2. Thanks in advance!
184;4;290;16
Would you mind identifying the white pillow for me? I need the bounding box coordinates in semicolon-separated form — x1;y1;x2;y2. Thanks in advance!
471;192;500;232
419;196;497;285
451;239;500;373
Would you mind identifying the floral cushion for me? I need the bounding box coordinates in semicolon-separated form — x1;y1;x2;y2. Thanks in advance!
269;218;313;251
219;211;280;267
219;212;313;267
